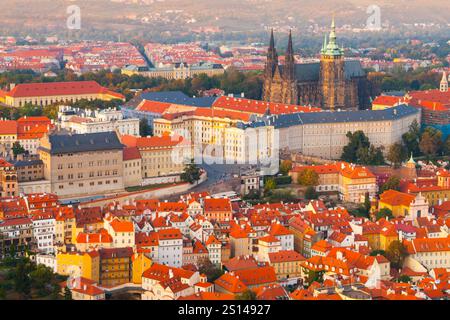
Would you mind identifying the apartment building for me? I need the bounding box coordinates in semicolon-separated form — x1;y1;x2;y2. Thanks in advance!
290;162;377;203
404;238;450;270
31;213;56;254
0;217;33;257
38;132;125;199
98;247;133;287
121;133;190;180
0;159;18;197
58;106;139;136
122;146;142;188
157;228;183;268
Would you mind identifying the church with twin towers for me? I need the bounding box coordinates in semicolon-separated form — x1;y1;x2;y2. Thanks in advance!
262;18;370;111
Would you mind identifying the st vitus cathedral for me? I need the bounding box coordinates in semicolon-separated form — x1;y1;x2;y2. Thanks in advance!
262;18;369;110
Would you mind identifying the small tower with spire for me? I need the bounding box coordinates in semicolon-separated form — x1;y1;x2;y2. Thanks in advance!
440;71;448;92
319;15;346;111
405;153;416;169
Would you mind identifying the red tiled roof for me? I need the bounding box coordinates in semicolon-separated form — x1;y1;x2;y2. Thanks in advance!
214;272;247;294
404;238;450;254
109;218;134;233
7;81;124;99
136;100;172;113
223;255;259;271
212;96;322;115
259;235;280;244
142;263;195;282
121;134;184;149
234;266;277;287
268;250;305;263
204;198;232;212
0;120;18;135
379;190;416;207
372;95;403;107
157;228;182;240
123;146;141;161
76;228;113;244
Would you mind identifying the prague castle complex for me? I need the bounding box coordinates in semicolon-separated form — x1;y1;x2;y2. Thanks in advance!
263;18;369;110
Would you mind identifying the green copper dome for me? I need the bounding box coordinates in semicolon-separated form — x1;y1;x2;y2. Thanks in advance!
322;16;344;56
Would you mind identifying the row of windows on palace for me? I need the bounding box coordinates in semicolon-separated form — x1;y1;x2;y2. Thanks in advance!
15;96;99;107
57;179;119;189
57;170;119;180
55;159;119;169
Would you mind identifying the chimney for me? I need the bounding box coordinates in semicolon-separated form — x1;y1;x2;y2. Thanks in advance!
169;269;174;279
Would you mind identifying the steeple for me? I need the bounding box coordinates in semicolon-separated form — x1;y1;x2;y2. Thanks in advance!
265;29;279;78
321;34;328;54
284;29;295;81
269;28;275;52
440;71;448;92
405;153;416;169
329;15;336;44
268;29;277;59
287;29;293;56
322;15;344;57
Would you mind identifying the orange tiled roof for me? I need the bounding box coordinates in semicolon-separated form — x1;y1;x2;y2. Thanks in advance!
223;255;259;272
76;228;113;244
205;234;221;246
268;250;305;263
379;189;416;207
268;223;293;237
142;263;195;282
403;238;450;254
109;218;134;233
204;198;232;212
212;95;322;115
7;81;124;100
157;228;182;240
234;266;277;287
372;95;403;107
214;272;247;294
259;235;280;244
0;120;18;135
121;134;184;149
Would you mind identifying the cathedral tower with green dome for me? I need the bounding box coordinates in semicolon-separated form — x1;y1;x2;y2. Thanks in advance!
319;16;346;110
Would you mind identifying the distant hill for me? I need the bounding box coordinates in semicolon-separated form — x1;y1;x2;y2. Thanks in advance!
0;0;448;40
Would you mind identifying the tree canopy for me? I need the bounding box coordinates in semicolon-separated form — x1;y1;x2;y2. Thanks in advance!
341;131;385;165
387;142;408;168
296;168;319;187
419;127;444;158
386;240;409;270
180;160;201;184
379;176;401;194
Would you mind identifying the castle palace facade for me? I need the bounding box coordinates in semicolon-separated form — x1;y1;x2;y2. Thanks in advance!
262;19;369;111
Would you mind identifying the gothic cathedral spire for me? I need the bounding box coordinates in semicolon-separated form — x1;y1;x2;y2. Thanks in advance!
265;28;278;77
284;29;295;81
